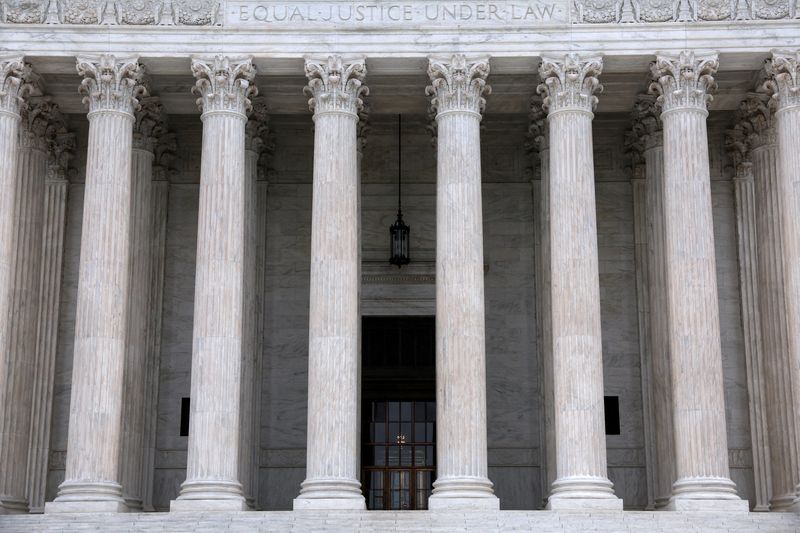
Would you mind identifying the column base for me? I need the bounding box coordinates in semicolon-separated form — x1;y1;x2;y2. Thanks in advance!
0;495;29;514
293;477;366;510
769;491;798;512
46;480;128;513
170;499;249;512
546;475;622;510
666;475;745;512
45;500;129;514
171;479;248;512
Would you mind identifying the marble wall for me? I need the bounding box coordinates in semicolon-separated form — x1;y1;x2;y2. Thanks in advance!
45;110;755;511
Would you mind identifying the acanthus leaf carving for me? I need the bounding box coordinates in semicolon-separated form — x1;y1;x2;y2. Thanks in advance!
649;50;718;113
537;53;603;114
191;55;256;118
153;131;177;180
0;55;33;116
133;95;167;152
246;96;270;155
304;55;368;117
626;94;662;176
76;54;146;116
19;96;62;151
426;54;491;117
764;50;800;110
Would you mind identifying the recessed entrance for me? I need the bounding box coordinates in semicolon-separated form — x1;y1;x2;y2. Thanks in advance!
361;316;436;510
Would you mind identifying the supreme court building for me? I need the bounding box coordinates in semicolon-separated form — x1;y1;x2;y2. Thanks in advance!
1;1;800;531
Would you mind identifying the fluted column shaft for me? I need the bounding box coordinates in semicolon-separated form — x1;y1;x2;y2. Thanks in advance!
48;55;144;513
643;138;677;508
119;142;154;510
751;133;799;510
172;55;256;512
538;54;620;510
651;52;744;511
730;165;772;511
141;174;170;512
27;170;70;512
294;56;367;511
425;55;498;510
0;55;30;514
0;105;47;514
767;50;800;510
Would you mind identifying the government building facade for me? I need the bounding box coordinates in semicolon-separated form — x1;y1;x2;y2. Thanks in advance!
0;1;800;531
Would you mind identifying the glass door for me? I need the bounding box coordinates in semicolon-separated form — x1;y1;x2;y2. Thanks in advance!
363;400;435;510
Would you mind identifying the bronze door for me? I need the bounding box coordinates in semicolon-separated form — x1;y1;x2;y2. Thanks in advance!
363;400;435;510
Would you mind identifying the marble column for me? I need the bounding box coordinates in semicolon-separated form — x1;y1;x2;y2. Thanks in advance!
632;94;676;509
528;102;556;507
294;55;367;511
537;53;621;510
240;98;269;510
650;51;746;511
119;96;164;510
46;54;145;514
425;54;499;510
141;134;175;512
624;115;656;510
27;129;75;513
1;94;53;514
171;55;256;512
0;55;31;514
736;91;799;511
725;118;772;512
765;50;800;512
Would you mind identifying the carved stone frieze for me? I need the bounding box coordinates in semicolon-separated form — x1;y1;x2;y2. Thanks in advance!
61;0;106;24
571;0;798;21
649;51;718;113
426;55;491;117
304;55;368;117
191;55;256;117
76;54;146;116
537;53;603;114
133;96;167;152
764;50;800;110
0;55;33;116
0;0;221;25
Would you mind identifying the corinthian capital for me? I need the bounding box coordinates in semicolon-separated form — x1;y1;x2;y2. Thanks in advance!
537;53;603;115
630;94;662;150
48;132;77;182
763;50;800;111
426;55;491;117
739;92;775;149
304;56;368;117
649;51;718;113
191;55;257;118
77;54;145;116
245;97;270;154
19;97;64;152
0;55;34;117
133;96;167;152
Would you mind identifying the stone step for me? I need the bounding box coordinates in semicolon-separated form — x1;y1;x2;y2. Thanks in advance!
1;510;798;533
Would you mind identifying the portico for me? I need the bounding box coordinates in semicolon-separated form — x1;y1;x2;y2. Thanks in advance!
1;2;800;528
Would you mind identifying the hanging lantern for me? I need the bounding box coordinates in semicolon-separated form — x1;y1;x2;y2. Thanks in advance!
389;114;410;267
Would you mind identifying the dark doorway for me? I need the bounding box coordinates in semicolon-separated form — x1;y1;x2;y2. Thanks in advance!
362;316;436;510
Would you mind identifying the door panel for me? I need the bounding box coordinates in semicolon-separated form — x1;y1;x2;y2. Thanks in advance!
363;400;435;510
